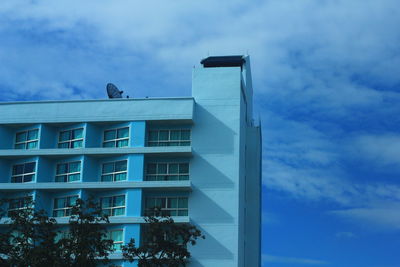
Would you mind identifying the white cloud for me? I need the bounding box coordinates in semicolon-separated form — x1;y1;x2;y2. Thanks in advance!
330;203;400;231
352;134;400;166
335;231;356;239
262;254;328;265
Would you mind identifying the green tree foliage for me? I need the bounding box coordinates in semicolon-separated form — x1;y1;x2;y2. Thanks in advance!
122;215;205;267
0;197;114;267
58;198;114;267
0;197;63;266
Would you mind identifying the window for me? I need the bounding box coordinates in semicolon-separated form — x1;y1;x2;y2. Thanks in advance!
58;128;84;148
15;129;39;149
103;127;129;148
7;196;32;217
101;195;125;216
53;195;78;217
101;160;127;182
55;161;81;182
146;162;189;181
11;162;36;183
145;197;188;216
106;230;123;251
147;129;190;147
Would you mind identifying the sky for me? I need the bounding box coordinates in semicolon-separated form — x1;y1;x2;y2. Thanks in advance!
1;0;400;266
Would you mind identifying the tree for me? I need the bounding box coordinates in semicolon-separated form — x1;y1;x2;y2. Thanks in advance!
58;198;114;267
122;214;205;267
0;197;115;267
0;197;63;266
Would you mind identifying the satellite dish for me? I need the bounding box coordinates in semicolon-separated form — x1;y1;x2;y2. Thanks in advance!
106;83;124;98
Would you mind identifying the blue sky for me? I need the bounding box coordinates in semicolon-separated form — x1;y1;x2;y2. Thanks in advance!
1;0;400;266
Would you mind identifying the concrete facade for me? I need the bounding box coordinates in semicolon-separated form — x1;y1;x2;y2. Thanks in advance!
0;56;261;267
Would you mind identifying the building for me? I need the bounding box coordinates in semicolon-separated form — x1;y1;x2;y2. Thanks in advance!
0;55;261;267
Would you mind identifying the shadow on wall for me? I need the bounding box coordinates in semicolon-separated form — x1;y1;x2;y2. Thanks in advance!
190;154;235;189
189;225;234;260
192;105;236;154
190;188;234;224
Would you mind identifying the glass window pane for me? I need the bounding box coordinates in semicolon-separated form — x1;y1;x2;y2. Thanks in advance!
112;230;123;241
117;139;128;147
13;165;24;175
72;128;83;139
59;131;70;142
102;209;111;216
25;162;36;173
178;198;188;208
114;196;125;206
147;164;157;174
72;140;83;148
169;164;179;174
15;143;25;149
168;198;178;208
12;176;22;183
169;210;177;216
102;163;114;174
113;208;125;216
57;164;67;174
168;175;178;181
178;210;188;216
103;141;115;148
170;130;180;140
179;163;189;174
115;161;127;172
158;164;167;174
146;175;156;181
104;130;116;141
27;130;38;140
101;175;113;182
58;142;69;148
53;210;64;217
101;198;111;208
117;128;129;138
69;162;81;172
113;243;122;251
146;198;155;209
181;130;190;140
54;198;65;209
148;131;158;141
24;175;33;182
180;141;190;146
179;175;189;180
16;132;27;143
68;196;78;206
55;175;66;182
27;141;38;149
115;173;126;181
68;174;80;182
159;130;169;141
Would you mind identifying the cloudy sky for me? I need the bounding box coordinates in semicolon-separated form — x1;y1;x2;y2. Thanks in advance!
1;0;400;266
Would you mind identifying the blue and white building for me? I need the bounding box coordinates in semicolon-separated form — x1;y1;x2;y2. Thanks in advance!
0;55;261;267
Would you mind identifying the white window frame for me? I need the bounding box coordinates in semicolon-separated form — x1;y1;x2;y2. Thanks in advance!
55;161;82;182
146;162;189;181
101;160;128;182
14;129;39;150
52;195;79;217
11;162;36;183
147;129;191;146
144;196;188;217
100;195;126;216
102;127;130;148
58;127;84;149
